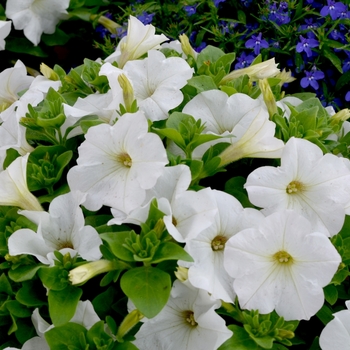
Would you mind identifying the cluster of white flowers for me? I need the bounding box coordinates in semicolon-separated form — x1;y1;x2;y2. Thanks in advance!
1;14;350;350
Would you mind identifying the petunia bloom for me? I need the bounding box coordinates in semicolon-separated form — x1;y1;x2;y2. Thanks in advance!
0;20;11;50
105;15;168;67
0;154;42;211
224;210;341;321
5;0;70;46
245;137;350;236
132;280;233;350
8;191;102;265
319;300;350;350
67;111;168;215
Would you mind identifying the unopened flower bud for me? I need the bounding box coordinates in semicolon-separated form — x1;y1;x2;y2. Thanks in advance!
175;266;189;282
331;108;350;124
179;34;197;60
118;74;135;113
116;309;144;342
93;14;121;34
69;259;116;285
259;78;277;118
275;68;296;86
220;58;280;85
40;63;59;81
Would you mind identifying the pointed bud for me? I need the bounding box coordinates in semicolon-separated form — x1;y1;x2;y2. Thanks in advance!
94;14;121;34
220;58;280;85
275;68;296;86
118;74;135;113
175;266;189;282
259;78;277;118
116;309;144;342
179;34;197;60
69;260;116;285
40;63;59;81
331;108;350;124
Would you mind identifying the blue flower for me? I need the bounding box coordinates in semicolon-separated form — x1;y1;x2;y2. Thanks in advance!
296;35;319;57
345;91;350;102
214;0;226;7
137;12;155;25
245;32;269;55
320;0;347;20
300;69;325;90
342;51;350;72
183;5;197;16
299;17;320;31
330;29;346;42
234;51;255;69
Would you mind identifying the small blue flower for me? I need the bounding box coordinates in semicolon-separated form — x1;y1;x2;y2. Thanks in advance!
183;5;197;16
299;17;320;31
234;51;255;69
342;51;350;72
345;91;350;102
213;0;226;7
137;12;155;25
296;35;319;57
245;32;269;55
320;0;347;20
300;69;325;90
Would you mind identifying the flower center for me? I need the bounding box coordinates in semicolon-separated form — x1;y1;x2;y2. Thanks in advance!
183;310;197;327
273;250;293;264
172;216;178;226
56;240;74;250
117;152;132;167
286;180;304;194
211;235;227;251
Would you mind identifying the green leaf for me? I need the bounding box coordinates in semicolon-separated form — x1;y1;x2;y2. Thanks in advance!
120;266;171;318
316;304;334;325
16;281;46;307
187;75;218;92
151;242;193;264
100;231;135;262
0;274;13;295
219;325;259;350
48;285;82;326
8;265;42;282
197;45;225;68
45;322;87;349
5;38;48;57
322;48;343;73
5;300;31;318
38;266;69;291
324;284;338;305
41;28;70;46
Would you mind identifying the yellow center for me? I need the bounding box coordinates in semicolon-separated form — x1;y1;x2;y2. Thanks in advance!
286;180;304;194
211;235;227;251
183;310;197;327
117;152;132;167
172;216;178;226
273;250;293;264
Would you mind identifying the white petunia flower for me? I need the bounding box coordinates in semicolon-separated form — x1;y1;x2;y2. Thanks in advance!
245;137;350;236
124;50;193;121
319;300;350;350
0;60;34;113
0;154;42;211
0;20;11;50
8;191;102;265
105;15;168;68
182;189;264;303
5;0;70;46
181;90;284;163
224;210;341;321
132;280;232;350
67;111;168;215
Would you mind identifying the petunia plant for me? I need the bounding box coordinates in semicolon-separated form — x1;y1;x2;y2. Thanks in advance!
1;9;350;350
